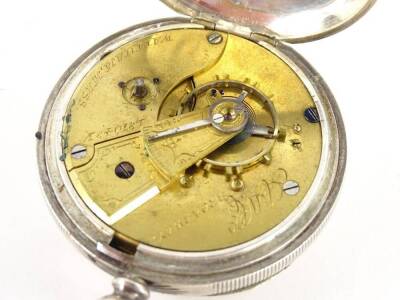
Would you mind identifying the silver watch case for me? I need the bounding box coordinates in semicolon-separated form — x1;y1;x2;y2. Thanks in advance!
37;18;346;296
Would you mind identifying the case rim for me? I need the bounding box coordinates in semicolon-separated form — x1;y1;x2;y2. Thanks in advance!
160;0;376;43
37;18;347;295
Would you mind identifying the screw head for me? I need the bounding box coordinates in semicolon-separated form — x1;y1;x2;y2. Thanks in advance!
290;139;302;150
212;113;225;124
71;145;87;159
304;107;320;123
283;180;300;196
207;32;223;45
115;162;135;179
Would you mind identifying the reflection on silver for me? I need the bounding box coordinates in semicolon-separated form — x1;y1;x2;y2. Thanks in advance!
37;19;347;297
100;277;150;300
161;0;376;42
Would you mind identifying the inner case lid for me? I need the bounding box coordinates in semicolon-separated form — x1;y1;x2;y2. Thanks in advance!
161;0;376;43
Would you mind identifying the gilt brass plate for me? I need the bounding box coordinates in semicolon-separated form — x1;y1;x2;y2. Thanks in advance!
62;29;322;252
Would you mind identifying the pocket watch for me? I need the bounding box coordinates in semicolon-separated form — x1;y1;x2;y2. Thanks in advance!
36;0;375;299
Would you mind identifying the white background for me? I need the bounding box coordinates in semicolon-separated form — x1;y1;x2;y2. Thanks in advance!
0;0;398;299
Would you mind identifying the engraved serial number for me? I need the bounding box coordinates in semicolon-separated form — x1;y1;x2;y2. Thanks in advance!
84;118;145;143
151;197;217;243
152;169;289;242
78;34;173;105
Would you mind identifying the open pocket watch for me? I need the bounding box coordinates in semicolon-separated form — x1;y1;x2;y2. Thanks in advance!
36;0;375;299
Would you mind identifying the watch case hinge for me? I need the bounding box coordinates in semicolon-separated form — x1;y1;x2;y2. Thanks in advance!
250;32;280;47
191;17;279;47
192;17;252;37
192;17;216;30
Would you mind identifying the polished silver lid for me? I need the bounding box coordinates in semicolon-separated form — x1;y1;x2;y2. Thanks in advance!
161;0;376;43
